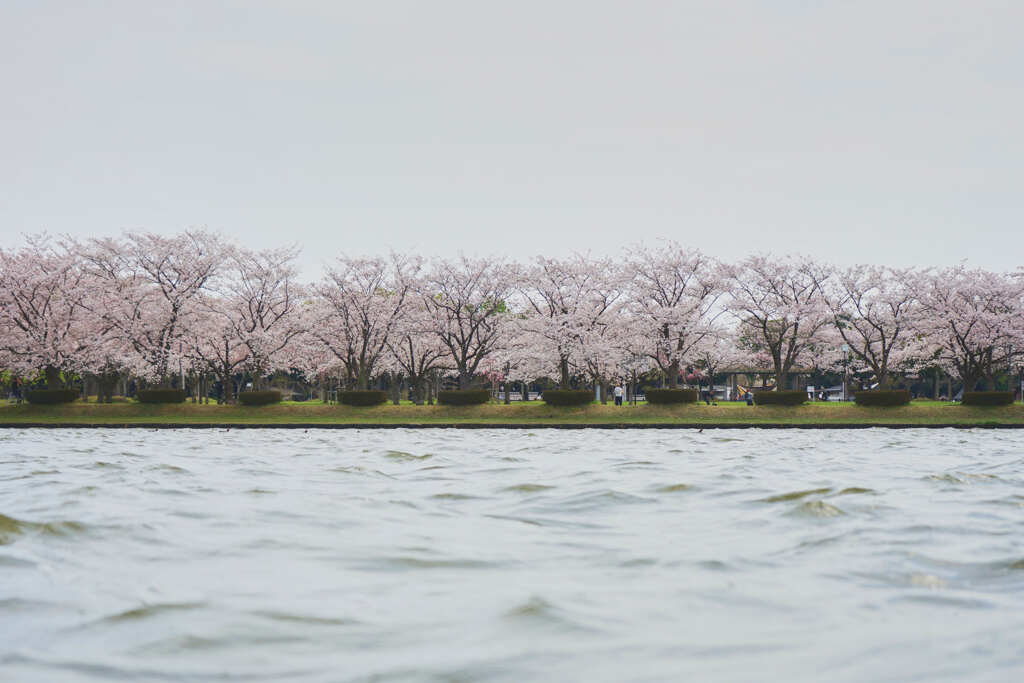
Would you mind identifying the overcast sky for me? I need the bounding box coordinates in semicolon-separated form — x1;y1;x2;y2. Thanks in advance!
2;0;1022;277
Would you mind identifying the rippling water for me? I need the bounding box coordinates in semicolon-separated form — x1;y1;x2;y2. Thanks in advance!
2;428;1024;682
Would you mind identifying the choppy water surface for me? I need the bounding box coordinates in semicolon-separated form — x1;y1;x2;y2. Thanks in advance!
2;428;1024;682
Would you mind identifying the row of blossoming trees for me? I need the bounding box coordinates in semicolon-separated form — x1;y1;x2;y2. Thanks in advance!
1;230;1023;403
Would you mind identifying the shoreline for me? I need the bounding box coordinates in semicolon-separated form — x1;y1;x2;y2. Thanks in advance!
3;401;1022;429
2;422;1023;430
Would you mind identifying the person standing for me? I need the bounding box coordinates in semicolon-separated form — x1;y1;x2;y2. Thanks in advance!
614;383;624;406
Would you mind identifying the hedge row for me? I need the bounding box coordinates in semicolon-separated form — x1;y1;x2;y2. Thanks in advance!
339;390;387;406
962;391;1015;406
854;390;911;407
753;390;807;406
438;390;491;406
541;390;594;406
645;389;698;404
25;389;79;404
237;390;283;406
137;389;186;404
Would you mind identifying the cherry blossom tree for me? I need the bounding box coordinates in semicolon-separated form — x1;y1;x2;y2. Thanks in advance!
81;230;227;385
815;265;922;388
518;254;623;388
724;255;831;390
916;266;1024;391
385;299;449;404
691;328;747;396
311;253;420;390
202;245;307;392
422;256;518;390
183;306;251;403
626;242;724;388
0;235;93;388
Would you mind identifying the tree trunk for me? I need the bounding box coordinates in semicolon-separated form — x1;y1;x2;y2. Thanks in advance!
221;373;235;404
44;365;61;390
559;356;571;389
668;359;679;389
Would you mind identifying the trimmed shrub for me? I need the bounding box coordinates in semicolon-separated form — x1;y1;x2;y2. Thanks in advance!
339;390;388;406
136;389;186;404
438;390;491;406
753;390;807;406
237;390;283;406
25;389;79;404
645;389;698;405
854;390;911;407
541;390;594;406
962;391;1015;406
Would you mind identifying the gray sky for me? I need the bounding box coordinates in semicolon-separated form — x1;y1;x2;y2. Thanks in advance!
2;0;1022;278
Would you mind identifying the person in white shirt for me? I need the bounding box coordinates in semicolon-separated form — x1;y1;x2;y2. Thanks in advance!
613;384;624;406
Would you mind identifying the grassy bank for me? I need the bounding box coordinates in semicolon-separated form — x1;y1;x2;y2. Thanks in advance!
1;400;1023;426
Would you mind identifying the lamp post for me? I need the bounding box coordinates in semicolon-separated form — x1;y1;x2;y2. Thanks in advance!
841;344;850;401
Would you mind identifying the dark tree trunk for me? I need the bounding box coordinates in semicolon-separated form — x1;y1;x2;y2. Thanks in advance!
44;365;61;390
221;373;235;404
668;359;679;389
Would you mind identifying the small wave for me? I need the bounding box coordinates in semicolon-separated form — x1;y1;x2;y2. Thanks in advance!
483;514;544;527
502;484;554;493
99;601;206;623
370;556;496;570
835;487;874;496
758;488;832;503
558;490;655;510
895;593;993;609
0;597;61;612
430;493;481;500
502;596;596;633
994;558;1024;571
620;557;658;567
0;554;36;568
90;461;123;469
149;464;189;474
384;450;432;461
924;472;999;485
0;512;88;544
656;483;693;493
788;501;844;518
252;610;360;627
246;488;275;495
697;560;730;571
504;595;556;619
